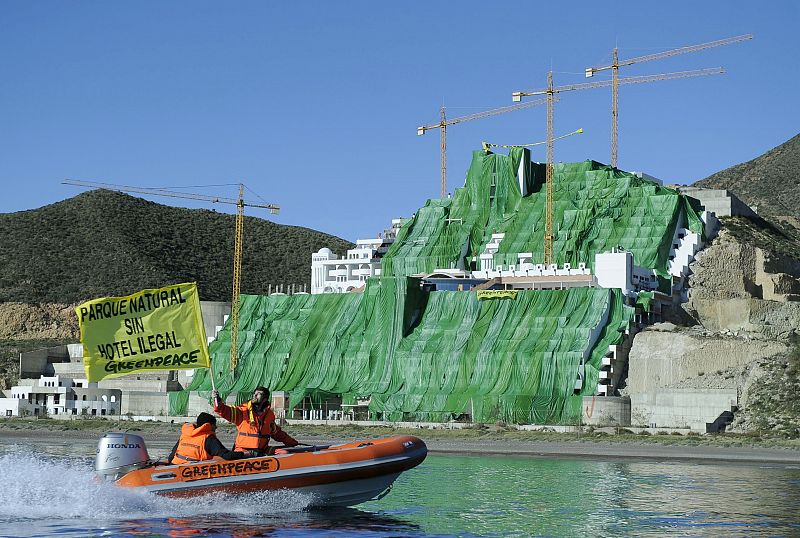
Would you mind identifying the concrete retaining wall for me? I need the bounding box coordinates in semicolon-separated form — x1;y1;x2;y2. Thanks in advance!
99;375;173;392
19;346;71;378
582;396;631;426
626;329;788;431
187;392;215;417
121;392;170;416
680;187;758;218
631;388;737;431
200;301;230;339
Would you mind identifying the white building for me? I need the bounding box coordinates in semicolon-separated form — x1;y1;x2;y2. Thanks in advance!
311;219;402;294
1;373;120;417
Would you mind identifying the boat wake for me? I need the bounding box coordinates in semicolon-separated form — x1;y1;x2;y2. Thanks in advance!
0;448;315;523
0;443;423;537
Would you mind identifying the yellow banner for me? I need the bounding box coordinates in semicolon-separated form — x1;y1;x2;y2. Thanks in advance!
476;289;518;300
76;282;210;382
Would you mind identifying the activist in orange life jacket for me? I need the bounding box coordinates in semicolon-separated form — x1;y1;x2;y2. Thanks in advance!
212;386;299;456
168;412;255;464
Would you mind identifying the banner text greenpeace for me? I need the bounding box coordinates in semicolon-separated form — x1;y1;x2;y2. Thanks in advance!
76;282;211;382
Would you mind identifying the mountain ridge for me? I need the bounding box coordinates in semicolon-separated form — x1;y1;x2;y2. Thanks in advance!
0;189;354;303
694;133;800;218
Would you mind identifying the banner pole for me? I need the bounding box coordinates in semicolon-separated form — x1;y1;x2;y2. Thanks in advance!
209;365;217;392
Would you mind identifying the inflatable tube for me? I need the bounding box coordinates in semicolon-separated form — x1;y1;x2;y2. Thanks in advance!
115;435;427;507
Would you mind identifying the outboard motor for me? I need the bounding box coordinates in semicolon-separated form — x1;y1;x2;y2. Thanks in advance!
95;432;151;481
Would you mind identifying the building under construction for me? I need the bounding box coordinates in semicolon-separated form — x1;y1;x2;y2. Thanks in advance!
169;147;716;426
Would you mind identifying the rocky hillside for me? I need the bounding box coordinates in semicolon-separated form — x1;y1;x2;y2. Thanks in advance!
638;135;800;434
683;224;800;435
627;224;800;436
0;302;79;390
722;215;800;264
694;133;800;218
0;189;354;303
0;303;78;340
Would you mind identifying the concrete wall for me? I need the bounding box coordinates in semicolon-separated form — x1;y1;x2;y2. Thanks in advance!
99;374;174;392
19;346;71;378
626;329;788;431
187;392;216;417
121;392;170;416
0;397;36;417
200;301;230;340
122;391;217;419
680;187;758;218
582;396;630;426
595;251;633;294
631;388;737;431
51;361;85;378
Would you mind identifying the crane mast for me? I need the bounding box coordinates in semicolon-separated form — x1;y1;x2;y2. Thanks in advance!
230;184;245;371
63;179;279;373
586;33;752;167
512;67;724;265
440;107;447;199
611;47;619;167
545;71;555;267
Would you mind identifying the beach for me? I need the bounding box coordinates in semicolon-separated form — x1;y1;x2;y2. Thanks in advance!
2;418;799;465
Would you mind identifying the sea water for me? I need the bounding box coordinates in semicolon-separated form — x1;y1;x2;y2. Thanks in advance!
0;439;799;537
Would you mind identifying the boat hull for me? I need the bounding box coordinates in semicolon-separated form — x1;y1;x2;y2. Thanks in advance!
115;435;427;507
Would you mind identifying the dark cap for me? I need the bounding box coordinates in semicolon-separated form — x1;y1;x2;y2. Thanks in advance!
196;412;217;428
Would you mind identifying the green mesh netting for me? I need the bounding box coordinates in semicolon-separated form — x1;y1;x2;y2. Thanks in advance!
381;150;704;279
170;149;698;424
171;280;633;425
636;291;655;312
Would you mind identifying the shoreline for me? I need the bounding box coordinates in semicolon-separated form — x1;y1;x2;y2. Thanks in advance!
428;440;800;465
2;419;799;465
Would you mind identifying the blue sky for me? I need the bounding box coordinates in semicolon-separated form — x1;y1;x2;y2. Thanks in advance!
1;2;797;242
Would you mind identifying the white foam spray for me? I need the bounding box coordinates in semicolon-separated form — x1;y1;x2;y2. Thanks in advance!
0;447;313;523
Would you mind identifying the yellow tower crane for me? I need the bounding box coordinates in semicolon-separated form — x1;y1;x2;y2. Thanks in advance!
585;33;752;167
512;67;725;265
417;97;551;199
62;179;280;372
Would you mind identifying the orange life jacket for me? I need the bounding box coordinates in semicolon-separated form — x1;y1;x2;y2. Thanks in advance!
234;403;279;452
172;422;214;464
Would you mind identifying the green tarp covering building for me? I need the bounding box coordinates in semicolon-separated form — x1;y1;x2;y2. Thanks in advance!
382;148;704;278
171;148;704;424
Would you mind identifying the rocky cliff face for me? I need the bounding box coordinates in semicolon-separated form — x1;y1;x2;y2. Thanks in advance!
684;228;800;338
0;302;78;391
627;227;800;435
0;303;78;340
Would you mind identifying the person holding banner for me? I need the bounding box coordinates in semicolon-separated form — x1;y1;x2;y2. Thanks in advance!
212;386;299;456
167;412;255;464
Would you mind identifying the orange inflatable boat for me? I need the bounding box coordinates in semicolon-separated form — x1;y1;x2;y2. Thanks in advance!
95;433;427;507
